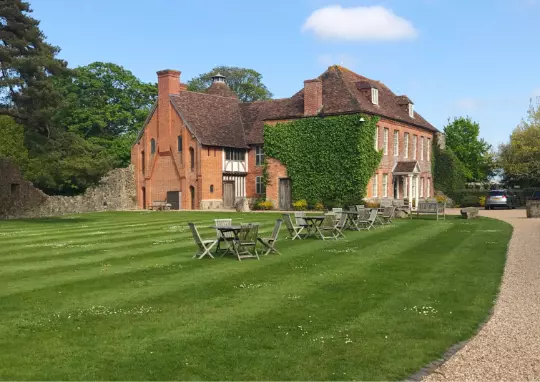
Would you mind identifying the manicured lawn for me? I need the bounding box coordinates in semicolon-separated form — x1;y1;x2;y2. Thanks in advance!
0;211;511;380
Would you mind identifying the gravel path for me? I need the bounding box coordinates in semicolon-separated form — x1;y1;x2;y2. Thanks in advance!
425;209;540;381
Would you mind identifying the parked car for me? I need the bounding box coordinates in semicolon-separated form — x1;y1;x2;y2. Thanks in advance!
531;190;540;200
485;190;517;209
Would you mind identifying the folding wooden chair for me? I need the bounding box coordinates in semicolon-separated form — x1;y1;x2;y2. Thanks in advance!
258;219;283;255
188;222;217;259
235;223;260;261
356;204;365;211
319;213;338;240
214;218;234;254
357;209;378;230
333;212;347;239
282;214;306;240
382;206;396;224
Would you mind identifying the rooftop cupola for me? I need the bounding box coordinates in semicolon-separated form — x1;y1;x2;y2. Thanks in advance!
206;73;238;98
211;73;226;83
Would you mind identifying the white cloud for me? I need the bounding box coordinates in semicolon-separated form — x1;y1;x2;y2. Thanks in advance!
302;5;418;42
454;98;482;112
317;53;357;68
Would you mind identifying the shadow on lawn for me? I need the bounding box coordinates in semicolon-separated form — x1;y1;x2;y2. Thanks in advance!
13;217;92;225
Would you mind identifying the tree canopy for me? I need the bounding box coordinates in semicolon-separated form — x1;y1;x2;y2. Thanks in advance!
187;66;273;102
0;0;69;138
498;99;540;187
443;116;493;182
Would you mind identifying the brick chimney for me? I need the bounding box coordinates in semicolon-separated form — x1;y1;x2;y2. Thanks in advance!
304;79;322;116
156;70;181;144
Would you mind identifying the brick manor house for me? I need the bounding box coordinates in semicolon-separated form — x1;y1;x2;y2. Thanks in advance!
131;65;438;210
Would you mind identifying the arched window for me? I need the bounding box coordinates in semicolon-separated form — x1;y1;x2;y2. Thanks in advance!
189;147;195;171
150;138;156;154
210;184;214;193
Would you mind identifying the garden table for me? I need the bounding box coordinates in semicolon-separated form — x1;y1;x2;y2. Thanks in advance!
340;210;362;231
302;216;325;239
209;225;242;256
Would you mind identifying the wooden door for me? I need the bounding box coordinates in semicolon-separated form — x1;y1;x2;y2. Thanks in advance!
279;178;292;210
189;186;195;210
223;181;235;208
166;191;181;210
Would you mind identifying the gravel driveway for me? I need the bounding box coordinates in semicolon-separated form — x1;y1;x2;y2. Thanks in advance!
425;208;540;381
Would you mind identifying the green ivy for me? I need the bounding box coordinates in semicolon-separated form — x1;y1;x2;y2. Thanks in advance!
433;144;467;202
264;114;382;205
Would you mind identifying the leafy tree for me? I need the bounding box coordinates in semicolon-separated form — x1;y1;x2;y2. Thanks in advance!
444;116;493;182
0;0;69;137
498;98;540;187
188;66;272;102
55;62;157;138
0;115;28;168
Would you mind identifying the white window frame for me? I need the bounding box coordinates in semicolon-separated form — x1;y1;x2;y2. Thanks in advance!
393;130;399;157
404;133;409;159
427;178;431;197
383;128;389;156
420;177;424;197
375;127;379;150
371;88;379;105
413;135;417;160
372;175;378;197
427;139;431;161
409;103;414;118
420;136;425;161
382;174;388;198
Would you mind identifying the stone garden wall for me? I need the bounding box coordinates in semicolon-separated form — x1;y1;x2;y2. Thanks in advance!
0;159;137;219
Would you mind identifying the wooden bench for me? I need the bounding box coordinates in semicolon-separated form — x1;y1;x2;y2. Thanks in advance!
414;202;446;220
149;201;172;211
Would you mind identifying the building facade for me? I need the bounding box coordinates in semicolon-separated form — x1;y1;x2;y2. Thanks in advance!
131;66;437;210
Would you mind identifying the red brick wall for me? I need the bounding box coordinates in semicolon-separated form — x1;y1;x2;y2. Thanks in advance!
367;118;434;199
246;145;263;199
200;146;223;201
303;79;322;116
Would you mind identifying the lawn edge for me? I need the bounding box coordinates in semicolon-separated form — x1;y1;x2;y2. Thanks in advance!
406;217;514;381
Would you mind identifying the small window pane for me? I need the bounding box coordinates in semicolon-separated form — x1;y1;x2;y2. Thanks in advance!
177;136;182;152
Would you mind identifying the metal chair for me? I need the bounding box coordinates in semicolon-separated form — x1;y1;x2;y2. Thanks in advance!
258;219;283;255
188;222;217;259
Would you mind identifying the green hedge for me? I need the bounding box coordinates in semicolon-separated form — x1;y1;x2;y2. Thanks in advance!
433;145;467;203
264;114;382;206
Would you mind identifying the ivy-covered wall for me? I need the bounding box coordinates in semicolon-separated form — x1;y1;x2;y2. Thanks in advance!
264;114;382;205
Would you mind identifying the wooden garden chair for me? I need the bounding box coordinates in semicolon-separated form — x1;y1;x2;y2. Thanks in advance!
282;214;306;240
332;208;343;225
356;204;365;210
382;206;396;224
333;212;347;239
319;213;338;240
357;209;378;230
214;218;235;254
235;223;260;261
257;219;283;255
188;222;217;259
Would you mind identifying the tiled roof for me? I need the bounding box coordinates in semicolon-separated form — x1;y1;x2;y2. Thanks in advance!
169;92;247;149
393;161;419;173
206;82;238;99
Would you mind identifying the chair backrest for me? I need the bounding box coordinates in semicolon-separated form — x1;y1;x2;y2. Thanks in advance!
188;222;204;250
282;214;295;234
215;219;233;238
380;199;392;208
271;219;283;240
382;206;394;217
239;223;259;243
294;211;307;226
356;205;365;210
368;208;378;222
348;206;357;212
336;212;347;229
322;213;336;229
332;208;343;213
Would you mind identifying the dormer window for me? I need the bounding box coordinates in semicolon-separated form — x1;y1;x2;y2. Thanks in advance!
409;103;414;118
371;88;379;105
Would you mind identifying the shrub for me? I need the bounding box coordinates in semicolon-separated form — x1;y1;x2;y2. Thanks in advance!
479;196;486;207
293;199;308;211
253;198;273;210
364;200;380;208
461;195;481;207
313;202;325;211
435;195;448;204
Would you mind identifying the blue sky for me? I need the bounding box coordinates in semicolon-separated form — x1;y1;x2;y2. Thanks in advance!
32;0;540;148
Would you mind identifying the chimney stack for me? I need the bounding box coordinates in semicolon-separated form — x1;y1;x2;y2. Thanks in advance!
156;69;181;143
304;79;322;116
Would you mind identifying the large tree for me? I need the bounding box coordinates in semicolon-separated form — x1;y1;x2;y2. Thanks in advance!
443;116;493;182
0;115;28;168
54;62;157;166
188;66;272;102
0;0;69;137
498;98;540;187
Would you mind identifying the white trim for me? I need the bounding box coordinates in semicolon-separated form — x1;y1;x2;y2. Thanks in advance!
375;127;379;150
383;128;389;156
413;135;417;160
404;133;409;159
372;174;378;197
427;138;431;161
371;88;379;105
382;174;388;198
420;177;424;197
409;103;414;118
420;137;424;161
393;130;399;157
